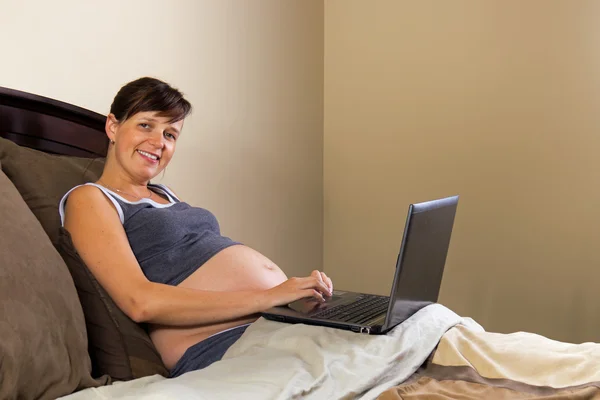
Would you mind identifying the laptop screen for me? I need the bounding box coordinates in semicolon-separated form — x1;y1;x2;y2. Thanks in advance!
383;195;459;329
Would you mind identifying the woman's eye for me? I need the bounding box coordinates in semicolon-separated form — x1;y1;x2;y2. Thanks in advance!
164;132;176;140
139;123;150;129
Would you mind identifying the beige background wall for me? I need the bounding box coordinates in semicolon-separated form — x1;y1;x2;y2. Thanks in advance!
324;0;600;343
2;0;597;344
0;0;323;279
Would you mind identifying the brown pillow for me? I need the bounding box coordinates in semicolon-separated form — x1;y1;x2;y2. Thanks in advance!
0;137;105;245
57;227;170;380
0;137;169;380
0;167;109;400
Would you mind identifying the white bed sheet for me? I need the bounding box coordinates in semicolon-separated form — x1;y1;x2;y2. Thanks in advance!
59;304;482;400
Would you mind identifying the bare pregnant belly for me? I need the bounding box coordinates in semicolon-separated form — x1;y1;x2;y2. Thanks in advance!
148;244;288;369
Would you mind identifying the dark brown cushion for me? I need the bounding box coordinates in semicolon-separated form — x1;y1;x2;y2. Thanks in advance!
0;137;169;381
0;137;105;245
0;167;109;399
57;228;170;381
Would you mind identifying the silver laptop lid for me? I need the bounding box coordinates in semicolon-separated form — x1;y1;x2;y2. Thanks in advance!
381;195;459;330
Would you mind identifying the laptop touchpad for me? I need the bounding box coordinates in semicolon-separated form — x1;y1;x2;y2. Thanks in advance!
287;293;346;315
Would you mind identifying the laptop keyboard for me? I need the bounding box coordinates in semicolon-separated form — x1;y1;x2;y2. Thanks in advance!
311;295;389;325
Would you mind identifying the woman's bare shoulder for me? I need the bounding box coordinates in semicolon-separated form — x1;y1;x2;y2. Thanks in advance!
67;183;102;199
63;184;120;228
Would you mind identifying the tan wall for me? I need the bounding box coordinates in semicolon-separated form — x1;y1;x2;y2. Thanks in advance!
0;0;323;279
324;0;600;343
4;0;595;344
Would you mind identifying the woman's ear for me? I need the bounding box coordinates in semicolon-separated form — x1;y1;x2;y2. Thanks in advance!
105;113;119;143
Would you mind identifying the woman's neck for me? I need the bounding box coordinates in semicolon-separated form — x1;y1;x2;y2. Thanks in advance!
96;170;153;200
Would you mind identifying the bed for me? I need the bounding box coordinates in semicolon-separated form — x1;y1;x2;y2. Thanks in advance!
1;86;599;400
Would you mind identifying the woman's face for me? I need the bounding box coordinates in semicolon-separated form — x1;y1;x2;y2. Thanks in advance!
106;111;184;182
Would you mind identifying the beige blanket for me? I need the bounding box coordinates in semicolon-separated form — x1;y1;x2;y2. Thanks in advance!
59;304;479;399
378;325;600;399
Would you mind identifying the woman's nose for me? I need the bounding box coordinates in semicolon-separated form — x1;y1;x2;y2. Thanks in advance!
148;132;164;148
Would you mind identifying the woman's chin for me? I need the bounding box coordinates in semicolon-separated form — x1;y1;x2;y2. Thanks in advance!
134;170;161;182
142;163;165;177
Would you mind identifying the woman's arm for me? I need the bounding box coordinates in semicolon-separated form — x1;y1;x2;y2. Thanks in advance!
64;185;331;326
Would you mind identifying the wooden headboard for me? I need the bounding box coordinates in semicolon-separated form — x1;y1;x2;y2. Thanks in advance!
0;86;108;157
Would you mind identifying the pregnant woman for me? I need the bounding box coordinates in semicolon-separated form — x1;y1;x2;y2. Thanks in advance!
59;77;333;377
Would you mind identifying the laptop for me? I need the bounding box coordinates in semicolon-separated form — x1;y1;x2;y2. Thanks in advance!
261;195;459;335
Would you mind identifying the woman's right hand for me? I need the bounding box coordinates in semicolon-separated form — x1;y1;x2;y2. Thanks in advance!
264;270;334;307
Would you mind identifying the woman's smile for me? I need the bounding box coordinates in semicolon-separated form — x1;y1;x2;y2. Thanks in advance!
137;149;160;164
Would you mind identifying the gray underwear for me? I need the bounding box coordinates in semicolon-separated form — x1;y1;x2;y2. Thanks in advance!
170;324;250;378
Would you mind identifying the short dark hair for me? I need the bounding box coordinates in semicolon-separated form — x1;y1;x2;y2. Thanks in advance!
109;77;192;123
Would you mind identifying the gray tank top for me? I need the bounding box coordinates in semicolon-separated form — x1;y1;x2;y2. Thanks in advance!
59;183;240;286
